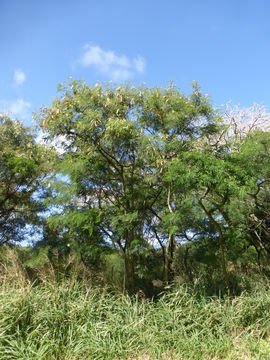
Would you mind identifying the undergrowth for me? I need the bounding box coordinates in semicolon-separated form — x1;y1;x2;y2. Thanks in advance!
1;279;270;359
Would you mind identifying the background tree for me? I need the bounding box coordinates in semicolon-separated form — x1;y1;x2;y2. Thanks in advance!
167;106;270;290
0;115;52;245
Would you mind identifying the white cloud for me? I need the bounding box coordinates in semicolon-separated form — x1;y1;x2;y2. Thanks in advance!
78;45;146;81
13;69;26;86
133;56;146;73
0;99;31;120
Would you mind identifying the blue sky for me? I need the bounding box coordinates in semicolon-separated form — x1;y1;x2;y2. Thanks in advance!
1;0;270;125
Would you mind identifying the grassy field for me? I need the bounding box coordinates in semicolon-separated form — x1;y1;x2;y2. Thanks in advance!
1;279;270;360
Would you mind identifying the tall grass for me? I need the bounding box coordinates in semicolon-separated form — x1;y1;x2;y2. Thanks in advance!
1;279;270;359
1;248;270;359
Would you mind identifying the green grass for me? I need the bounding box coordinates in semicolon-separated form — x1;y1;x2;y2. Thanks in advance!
1;281;270;359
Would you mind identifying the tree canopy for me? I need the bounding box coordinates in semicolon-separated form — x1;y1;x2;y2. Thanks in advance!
1;82;270;295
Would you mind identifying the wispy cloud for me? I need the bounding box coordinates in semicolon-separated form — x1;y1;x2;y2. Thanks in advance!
78;44;146;81
0;99;31;120
13;69;26;86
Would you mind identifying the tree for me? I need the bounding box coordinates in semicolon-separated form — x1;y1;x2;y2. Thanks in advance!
0;115;51;244
167;105;270;288
39;80;219;292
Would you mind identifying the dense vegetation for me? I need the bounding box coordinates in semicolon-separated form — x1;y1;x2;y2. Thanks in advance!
0;81;270;358
1;257;270;359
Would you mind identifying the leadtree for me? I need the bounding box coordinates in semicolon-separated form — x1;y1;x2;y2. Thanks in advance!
167;106;270;287
237;132;270;262
0;115;51;245
39;80;219;292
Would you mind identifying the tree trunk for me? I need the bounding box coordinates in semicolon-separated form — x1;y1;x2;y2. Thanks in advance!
123;229;136;293
184;247;193;282
164;234;174;284
164;185;175;284
217;230;229;287
199;198;229;287
124;251;135;293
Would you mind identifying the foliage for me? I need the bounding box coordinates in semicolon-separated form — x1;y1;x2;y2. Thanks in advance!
0;115;52;244
1;81;270;295
38;80;220;292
